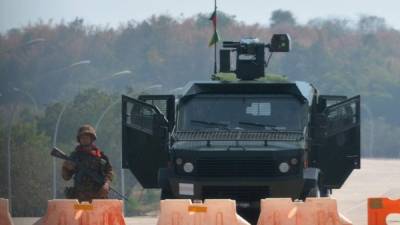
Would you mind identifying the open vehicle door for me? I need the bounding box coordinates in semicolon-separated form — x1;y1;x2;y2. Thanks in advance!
318;95;360;189
122;95;173;188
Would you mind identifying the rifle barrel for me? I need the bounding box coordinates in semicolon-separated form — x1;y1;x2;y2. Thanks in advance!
51;147;130;201
110;186;129;201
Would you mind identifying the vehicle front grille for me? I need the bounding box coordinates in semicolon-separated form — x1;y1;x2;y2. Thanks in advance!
196;158;276;177
202;186;270;201
174;131;303;142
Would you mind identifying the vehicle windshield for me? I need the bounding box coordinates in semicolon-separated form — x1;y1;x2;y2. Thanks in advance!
177;94;308;131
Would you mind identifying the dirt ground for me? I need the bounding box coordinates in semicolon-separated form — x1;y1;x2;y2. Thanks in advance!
12;158;400;225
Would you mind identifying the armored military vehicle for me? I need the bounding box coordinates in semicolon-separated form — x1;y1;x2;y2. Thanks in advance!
121;34;360;223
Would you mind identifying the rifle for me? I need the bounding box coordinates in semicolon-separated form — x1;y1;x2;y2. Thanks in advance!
51;147;129;201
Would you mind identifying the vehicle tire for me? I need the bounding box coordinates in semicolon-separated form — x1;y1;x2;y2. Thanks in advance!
307;185;320;198
305;175;330;198
319;187;331;197
301;178;320;199
158;168;174;200
237;208;259;225
160;187;174;200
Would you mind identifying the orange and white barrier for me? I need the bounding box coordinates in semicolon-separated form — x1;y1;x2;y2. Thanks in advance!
368;198;400;225
157;199;250;225
257;198;352;225
0;198;13;225
33;199;125;225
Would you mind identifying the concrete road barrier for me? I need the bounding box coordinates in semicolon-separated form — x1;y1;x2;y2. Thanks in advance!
257;198;352;225
33;199;125;225
368;198;400;225
0;198;13;225
157;199;250;225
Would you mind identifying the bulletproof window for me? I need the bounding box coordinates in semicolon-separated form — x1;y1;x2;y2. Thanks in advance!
126;101;156;135
178;94;308;131
325;98;359;136
141;99;167;116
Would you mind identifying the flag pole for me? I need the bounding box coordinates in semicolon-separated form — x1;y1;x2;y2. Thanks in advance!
213;0;217;74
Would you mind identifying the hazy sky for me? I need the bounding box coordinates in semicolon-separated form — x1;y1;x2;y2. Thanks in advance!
1;0;400;33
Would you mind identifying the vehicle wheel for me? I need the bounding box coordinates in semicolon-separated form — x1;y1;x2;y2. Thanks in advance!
305;176;330;198
160;187;174;200
158;168;174;200
237;208;259;225
301;179;320;199
307;185;320;197
317;174;331;197
319;187;331;197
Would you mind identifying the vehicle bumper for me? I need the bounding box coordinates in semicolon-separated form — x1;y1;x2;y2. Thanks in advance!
168;175;304;206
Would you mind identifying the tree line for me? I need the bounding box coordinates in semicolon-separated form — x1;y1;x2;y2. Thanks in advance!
1;10;400;216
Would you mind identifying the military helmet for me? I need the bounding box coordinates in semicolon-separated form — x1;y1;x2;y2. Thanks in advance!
76;124;97;141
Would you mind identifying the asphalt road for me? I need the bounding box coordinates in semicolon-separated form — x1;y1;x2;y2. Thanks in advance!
11;159;400;225
332;158;400;225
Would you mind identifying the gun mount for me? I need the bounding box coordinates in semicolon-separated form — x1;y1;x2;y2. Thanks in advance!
219;34;291;80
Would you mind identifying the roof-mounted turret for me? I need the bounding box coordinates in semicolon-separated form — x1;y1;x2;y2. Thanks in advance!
219;34;291;80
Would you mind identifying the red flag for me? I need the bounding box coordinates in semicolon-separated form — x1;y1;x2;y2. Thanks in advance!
209;10;217;29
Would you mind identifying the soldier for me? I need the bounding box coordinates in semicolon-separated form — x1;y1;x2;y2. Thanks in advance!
61;124;113;202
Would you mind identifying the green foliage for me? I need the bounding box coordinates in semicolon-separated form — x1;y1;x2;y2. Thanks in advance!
270;10;297;27
196;11;236;28
9;119;52;216
358;15;387;33
0;117;6;198
125;196;142;214
124;187;160;216
3;10;400;216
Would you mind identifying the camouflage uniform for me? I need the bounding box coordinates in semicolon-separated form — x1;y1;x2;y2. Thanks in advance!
61;125;113;202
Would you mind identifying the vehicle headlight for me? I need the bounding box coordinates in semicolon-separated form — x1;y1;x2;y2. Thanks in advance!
183;162;194;173
279;162;290;173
